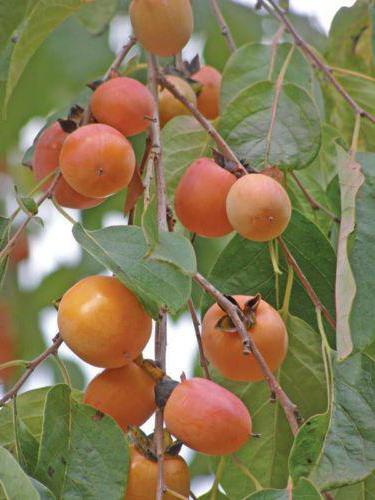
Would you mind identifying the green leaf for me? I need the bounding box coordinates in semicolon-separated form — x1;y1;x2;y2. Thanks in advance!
0;446;40;499
0;216;9;286
29;478;55;499
148;232;197;276
221;42;317;110
72;223;192;317
219;81;321;171
14;417;39;475
4;0;85;112
210;315;326;497
293;478;322;499
51;357;86;390
76;0;118;35
333;472;375;500
247;490;288;500
142;196;159;250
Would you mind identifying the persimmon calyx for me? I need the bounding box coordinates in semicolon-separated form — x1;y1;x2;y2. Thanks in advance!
215;293;262;332
155;377;179;408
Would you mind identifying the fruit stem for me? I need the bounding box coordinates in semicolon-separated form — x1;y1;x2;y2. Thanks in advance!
208;0;237;53
0;359;28;371
51;198;78;225
53;353;72;387
316;308;333;409
210;456;226;500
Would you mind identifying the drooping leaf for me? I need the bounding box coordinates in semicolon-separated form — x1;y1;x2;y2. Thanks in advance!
0;445;40;499
14;416;39;475
219;81;321;171
72;223;192;317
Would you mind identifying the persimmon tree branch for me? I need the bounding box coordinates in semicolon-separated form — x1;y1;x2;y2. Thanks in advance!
193;272;301;436
103;35;137;80
187;299;211;380
208;0;236;52
0;334;63;407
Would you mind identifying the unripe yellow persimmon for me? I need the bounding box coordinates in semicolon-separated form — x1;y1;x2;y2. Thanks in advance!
129;0;194;57
58;276;152;368
159;76;197;127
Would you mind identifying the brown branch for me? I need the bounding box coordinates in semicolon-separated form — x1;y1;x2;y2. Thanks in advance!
157;73;247;177
193;272;301;436
259;0;375;124
208;0;237;53
277;237;336;330
103;35;137;80
290;172;340;223
0;334;63;407
187;299;211;380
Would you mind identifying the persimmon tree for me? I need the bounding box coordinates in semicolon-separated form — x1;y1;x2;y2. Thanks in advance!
0;0;375;499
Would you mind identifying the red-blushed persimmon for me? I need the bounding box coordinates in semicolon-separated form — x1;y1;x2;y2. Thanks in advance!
125;446;190;499
226;173;292;241
159;76;197;127
193;65;222;120
174;158;236;238
9;230;29;266
129;0;193;57
84;362;156;431
202;295;288;382
0;301;16;384
59;124;136;199
164;377;252;455
91;77;155;137
57;276;152;368
33;122;102;209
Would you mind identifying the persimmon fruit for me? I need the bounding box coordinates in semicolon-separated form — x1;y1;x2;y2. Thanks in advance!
0;302;16;384
202;295;288;382
193;65;222;120
58;275;152;368
125;446;190;499
91;77;155;137
159;76;197;127
84;362;156;431
10;230;29;265
129;0;194;57
33;122;102;209
164;377;252;455
226;173;292;241
60;124;136;199
174;157;236;237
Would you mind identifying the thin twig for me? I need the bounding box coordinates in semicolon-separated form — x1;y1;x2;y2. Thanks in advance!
277;237;336;331
193;272;301;436
259;0;375;124
103;36;137;80
187;299;211;380
0;334;63;406
208;0;237;52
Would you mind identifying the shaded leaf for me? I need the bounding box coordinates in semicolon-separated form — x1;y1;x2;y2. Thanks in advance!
0;446;40;499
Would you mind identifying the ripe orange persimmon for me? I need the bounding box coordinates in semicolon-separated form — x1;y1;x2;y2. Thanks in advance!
226;174;292;241
33;122;102;209
60;124;136;199
174;158;236;237
202;296;288;382
84;362;156;431
91;77;155;137
164;378;251;455
58;276;152;368
129;0;193;57
193;65;222;120
10;230;29;265
159;76;197;127
125;446;190;499
0;302;16;384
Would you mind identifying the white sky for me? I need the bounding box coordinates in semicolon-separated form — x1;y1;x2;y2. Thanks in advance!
3;1;356;495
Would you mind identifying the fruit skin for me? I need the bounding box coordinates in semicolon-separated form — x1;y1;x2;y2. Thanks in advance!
84;362;156;431
202;295;288;382
174;158;236;238
60;123;136;199
193;66;222;120
226;173;292;242
10;230;29;265
33;122;102;209
164;377;252;455
129;0;193;57
91;77;155;137
0;302;16;384
159;76;197;127
125;446;190;499
58;276;152;368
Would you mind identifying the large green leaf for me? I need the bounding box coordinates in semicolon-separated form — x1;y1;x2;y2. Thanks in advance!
76;0;118;35
72;223;192;317
333;472;375;499
219;81;321;171
247;479;322;499
209;315;326;497
0;446;40;499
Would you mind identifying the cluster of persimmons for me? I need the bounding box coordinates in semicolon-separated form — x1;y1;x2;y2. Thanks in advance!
2;1;293;497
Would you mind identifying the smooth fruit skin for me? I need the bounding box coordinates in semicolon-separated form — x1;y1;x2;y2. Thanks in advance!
91;77;155;137
226;174;292;242
129;0;193;57
84;362;156;431
164;378;252;455
193;66;222;120
33;122;102;209
10;230;29;265
60;124;136;199
58;276;152;368
159;76;197;127
174;158;236;238
125;446;190;499
202;296;288;382
0;302;16;383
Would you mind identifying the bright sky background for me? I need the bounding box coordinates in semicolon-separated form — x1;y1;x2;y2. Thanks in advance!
4;0;355;495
